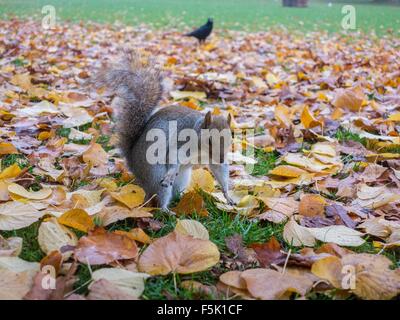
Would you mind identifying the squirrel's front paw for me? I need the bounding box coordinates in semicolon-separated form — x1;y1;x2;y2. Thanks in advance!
224;194;236;206
160;171;179;187
161;208;176;216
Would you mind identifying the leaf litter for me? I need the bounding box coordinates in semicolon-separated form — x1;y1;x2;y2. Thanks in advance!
0;18;400;300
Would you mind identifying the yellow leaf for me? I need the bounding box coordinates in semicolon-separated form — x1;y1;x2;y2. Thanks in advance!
274;105;291;127
58;208;95;233
309;142;336;157
115;228;152;244
301;105;322;129
269;165;308;178
110;184;146;209
10;73;32;91
170;91;206;100
8;183;52;200
0;164;22;179
283;153;338;173
0;142;18;155
97;206;152;226
388;113;400;122
188;168;215;192
37;131;52;141
311;256;343;288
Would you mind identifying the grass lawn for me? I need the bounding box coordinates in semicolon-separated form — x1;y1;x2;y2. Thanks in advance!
0;0;399;34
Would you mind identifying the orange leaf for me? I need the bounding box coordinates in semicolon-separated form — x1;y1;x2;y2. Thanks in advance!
74;228;138;265
301;105;322;129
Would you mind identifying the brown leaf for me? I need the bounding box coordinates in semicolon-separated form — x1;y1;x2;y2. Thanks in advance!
250;237;286;267
225;234;253;264
74;228;138;265
298;194;327;217
241;268;315;299
172;190;208;216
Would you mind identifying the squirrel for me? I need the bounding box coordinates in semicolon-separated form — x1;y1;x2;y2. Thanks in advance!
92;51;233;213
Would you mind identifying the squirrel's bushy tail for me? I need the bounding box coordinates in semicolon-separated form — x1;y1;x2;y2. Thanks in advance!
91;51;163;164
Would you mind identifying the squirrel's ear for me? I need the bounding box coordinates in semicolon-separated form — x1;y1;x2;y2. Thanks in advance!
202;111;212;129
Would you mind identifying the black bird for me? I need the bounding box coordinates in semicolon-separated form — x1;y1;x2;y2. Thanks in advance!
185;18;213;43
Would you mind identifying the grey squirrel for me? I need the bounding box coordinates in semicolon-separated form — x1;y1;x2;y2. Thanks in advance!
92;52;233;212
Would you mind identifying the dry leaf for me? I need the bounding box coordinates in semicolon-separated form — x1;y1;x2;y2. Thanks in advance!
58;208;95;233
138;231;219;275
241;268;314;299
74;228;138;265
110;184;146;209
90;268;149;298
8;183;52;200
175;219;210;240
188;168;215;192
0;201;44;231
172;190;208;216
283;218;316;247
38;218;78;259
298;194;327;217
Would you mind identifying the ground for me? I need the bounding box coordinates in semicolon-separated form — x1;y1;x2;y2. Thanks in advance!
0;1;400;301
1;0;400;34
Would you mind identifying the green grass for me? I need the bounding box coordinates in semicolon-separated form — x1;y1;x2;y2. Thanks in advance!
1;0;399;34
334;127;367;145
250;148;279;177
1;222;44;262
104;191;285;299
0;153;29;169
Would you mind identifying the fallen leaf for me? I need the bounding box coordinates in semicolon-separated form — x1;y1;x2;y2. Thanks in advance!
74;228;138;265
8;183;52;200
90;268;149;298
241;268;314;299
0;235;23;257
332;86;365;112
110;184;146;209
251;237;286;267
82;143;108;166
38;218;78;259
172;190;208;216
175;219;209;240
298;194;327;217
138;231;219;275
96;206;152;226
58;208;94;233
283;218;316;247
0;201;44;231
188;168;215;192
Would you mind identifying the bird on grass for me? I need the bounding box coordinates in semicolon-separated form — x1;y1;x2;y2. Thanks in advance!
185;18;213;43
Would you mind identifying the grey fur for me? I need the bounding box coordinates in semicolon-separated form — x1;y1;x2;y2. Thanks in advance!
92;52;232;211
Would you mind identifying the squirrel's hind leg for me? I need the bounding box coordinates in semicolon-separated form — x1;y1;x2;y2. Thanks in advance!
157;184;174;214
